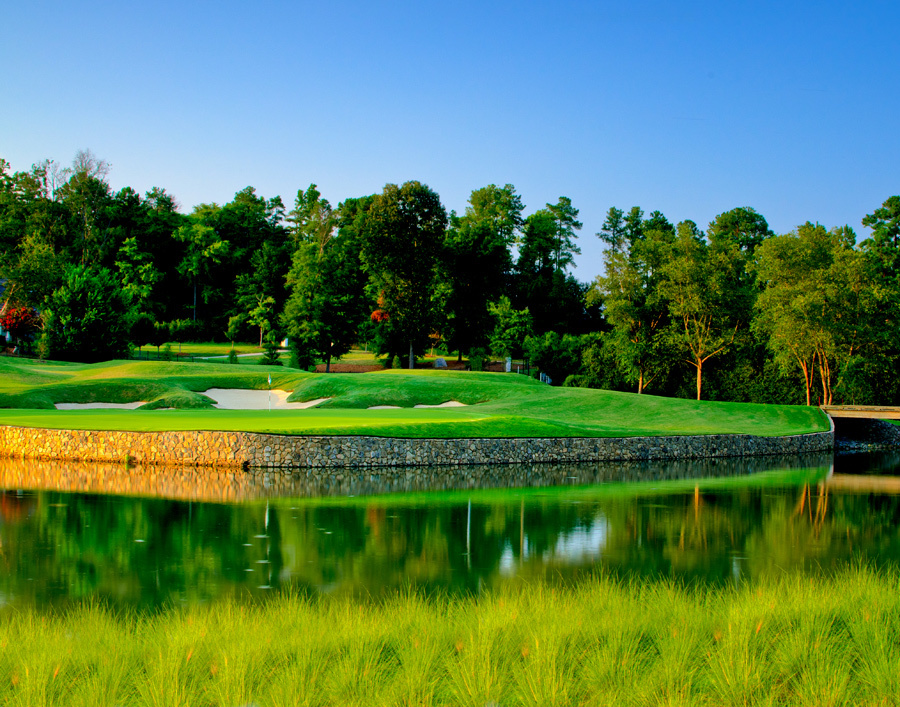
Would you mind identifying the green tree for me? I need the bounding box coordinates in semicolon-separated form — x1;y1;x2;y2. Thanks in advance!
287;184;336;251
597;206;626;252
464;183;524;246
40;264;133;362
248;295;276;347
0;159;69;309
861;195;900;284
524;331;587;385
55;150;114;266
546;196;582;272
282;234;369;372
590;209;675;394
442;186;518;361
754;222;876;405
361;181;447;369
707;206;773;253
174;217;230;322
514;209;592;335
115;236;160;311
660;220;742;400
488;296;533;359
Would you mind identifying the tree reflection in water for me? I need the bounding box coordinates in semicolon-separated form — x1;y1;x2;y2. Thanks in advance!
0;452;898;610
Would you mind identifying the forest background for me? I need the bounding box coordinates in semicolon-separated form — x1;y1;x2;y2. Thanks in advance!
1;151;898;407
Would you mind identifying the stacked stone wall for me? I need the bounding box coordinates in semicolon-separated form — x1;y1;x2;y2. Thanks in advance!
0;424;834;469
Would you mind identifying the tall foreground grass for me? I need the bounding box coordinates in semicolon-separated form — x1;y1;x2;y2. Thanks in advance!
2;566;898;706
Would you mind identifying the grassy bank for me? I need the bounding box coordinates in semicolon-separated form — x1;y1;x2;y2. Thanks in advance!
0;358;829;438
2;566;897;706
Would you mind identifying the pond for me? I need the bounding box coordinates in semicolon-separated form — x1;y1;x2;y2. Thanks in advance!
1;451;898;610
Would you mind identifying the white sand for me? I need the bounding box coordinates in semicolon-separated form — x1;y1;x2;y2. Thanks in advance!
203;388;329;410
414;401;467;408
53;392;461;411
367;401;468;410
55;402;147;410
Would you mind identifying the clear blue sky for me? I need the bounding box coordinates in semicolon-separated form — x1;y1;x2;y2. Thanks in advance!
2;0;898;276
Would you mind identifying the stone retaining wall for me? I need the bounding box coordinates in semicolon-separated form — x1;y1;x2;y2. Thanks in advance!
0;424;834;469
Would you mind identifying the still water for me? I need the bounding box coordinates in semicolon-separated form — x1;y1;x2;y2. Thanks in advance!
0;452;898;609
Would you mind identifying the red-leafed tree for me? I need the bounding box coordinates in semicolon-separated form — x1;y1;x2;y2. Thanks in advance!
0;306;39;343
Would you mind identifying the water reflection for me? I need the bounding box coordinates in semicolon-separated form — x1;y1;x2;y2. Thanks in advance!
0;453;833;502
1;452;899;610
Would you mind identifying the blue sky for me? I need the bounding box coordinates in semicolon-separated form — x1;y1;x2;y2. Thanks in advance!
2;0;898;276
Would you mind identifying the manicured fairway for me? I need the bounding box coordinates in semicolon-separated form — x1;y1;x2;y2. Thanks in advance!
0;358;830;438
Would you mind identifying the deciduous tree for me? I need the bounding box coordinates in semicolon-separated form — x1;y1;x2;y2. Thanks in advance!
361;181;447;368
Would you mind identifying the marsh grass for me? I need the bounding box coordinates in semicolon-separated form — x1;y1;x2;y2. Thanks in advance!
1;566;898;705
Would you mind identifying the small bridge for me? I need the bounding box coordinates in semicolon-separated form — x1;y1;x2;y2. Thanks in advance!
821;405;900;420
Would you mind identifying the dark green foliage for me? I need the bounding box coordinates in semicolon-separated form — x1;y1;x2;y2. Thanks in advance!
524;331;588;386
4;151;900;408
861;195;900;286
129;312;156;350
40;264;133;363
282;197;370;372
361;181;447;368
707;206;773;253
441;186;518;360
488;297;533;359
259;333;282;366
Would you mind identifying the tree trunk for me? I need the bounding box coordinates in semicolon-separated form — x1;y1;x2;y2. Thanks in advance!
408;342;414;370
801;361;811;406
326;354;331;373
695;360;703;401
637;370;644;395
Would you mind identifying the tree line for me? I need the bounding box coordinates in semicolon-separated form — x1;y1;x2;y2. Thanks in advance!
1;151;898;405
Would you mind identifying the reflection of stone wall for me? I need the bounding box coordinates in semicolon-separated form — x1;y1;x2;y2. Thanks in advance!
0;423;833;470
834;418;900;451
0;453;834;502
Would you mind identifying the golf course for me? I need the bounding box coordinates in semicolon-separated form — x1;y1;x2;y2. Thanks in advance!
0;357;830;439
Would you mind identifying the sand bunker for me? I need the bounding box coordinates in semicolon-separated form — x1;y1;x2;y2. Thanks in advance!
53;392;460;411
203;389;329;410
367;401;468;410
55;402;147;410
414;401;467;408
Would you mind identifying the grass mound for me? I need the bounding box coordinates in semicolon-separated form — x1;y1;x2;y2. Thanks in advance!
288;369;545;408
0;359;311;410
0;357;830;438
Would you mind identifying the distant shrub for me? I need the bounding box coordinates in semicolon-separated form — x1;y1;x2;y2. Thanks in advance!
40;264;131;362
469;348;488;372
227;349;239;365
391;355;402;369
161;343;173;362
563;374;588;388
260;332;282;366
